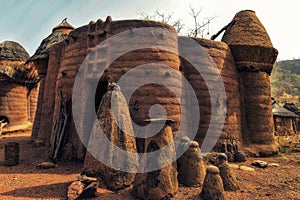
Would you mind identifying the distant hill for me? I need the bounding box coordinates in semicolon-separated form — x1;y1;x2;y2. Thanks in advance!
271;59;300;107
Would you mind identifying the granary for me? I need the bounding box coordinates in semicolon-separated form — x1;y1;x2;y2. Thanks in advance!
0;41;39;134
284;103;300;131
272;101;298;135
31;10;279;164
29;19;74;142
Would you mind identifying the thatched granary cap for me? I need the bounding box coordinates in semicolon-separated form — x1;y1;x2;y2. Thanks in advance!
28;19;74;62
52;18;75;33
221;10;278;74
222;10;272;47
272;102;298;118
0;41;30;61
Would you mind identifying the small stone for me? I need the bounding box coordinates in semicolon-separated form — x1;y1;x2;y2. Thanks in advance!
67;181;84;200
228;163;239;170
239;166;255;172
36;162;57;169
268;163;280;167
252;160;268;168
234;151;247;162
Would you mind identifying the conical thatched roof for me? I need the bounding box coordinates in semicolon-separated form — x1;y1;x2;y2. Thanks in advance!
222;10;272;47
0;41;30;61
272;102;298;118
221;10;278;74
28;19;74;62
0;41;39;86
27;32;68;62
52;18;74;33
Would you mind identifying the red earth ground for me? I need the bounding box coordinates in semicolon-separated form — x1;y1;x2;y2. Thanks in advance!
0;132;299;200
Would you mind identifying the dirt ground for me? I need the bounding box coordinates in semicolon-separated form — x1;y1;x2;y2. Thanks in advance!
0;132;300;200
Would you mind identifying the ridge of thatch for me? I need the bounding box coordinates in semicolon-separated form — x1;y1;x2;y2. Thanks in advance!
27;31;68;62
0;41;30;61
272;102;298;118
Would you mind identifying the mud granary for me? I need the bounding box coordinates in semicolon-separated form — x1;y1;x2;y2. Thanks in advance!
30;10;279;161
0;41;39;134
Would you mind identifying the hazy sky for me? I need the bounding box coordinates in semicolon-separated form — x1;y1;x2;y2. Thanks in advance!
0;0;298;60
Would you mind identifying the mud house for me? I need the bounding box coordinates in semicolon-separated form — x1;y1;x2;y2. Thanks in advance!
284;103;300;131
30;10;278;161
272;102;298;135
0;41;39;134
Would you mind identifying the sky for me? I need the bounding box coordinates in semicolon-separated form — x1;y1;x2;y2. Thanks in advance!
0;0;299;60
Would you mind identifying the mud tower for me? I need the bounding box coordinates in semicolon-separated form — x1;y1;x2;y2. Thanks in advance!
30;19;74;143
222;10;278;155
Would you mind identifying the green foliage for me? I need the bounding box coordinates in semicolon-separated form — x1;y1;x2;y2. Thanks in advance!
271;59;300;107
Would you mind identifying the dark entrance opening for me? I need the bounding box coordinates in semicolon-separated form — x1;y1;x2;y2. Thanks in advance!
95;80;108;112
0;115;9;125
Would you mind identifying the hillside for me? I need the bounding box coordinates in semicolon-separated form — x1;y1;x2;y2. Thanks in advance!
271;59;300;107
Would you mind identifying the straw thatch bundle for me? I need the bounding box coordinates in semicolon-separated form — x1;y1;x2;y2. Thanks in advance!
222;10;278;74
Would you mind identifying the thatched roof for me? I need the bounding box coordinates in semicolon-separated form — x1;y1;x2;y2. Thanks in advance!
284;103;300;115
0;62;39;86
52;18;74;32
222;10;273;47
28;19;74;62
0;41;30;61
272;102;298;118
221;10;278;74
27;31;68;62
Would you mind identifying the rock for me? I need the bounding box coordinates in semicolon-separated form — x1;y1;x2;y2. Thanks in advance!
239;166;255;172
228;163;239;170
200;165;225;200
252;160;268;168
177;140;205;187
36;161;57;169
234;151;247;162
133;122;178;200
218;163;240;191
67;181;84;200
268;163;280;167
67;179;99;200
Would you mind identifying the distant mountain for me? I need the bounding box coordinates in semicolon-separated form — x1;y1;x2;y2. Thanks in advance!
271;59;300;107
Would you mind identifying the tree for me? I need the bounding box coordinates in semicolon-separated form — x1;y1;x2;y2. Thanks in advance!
138;6;215;37
138;10;184;33
187;5;216;37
